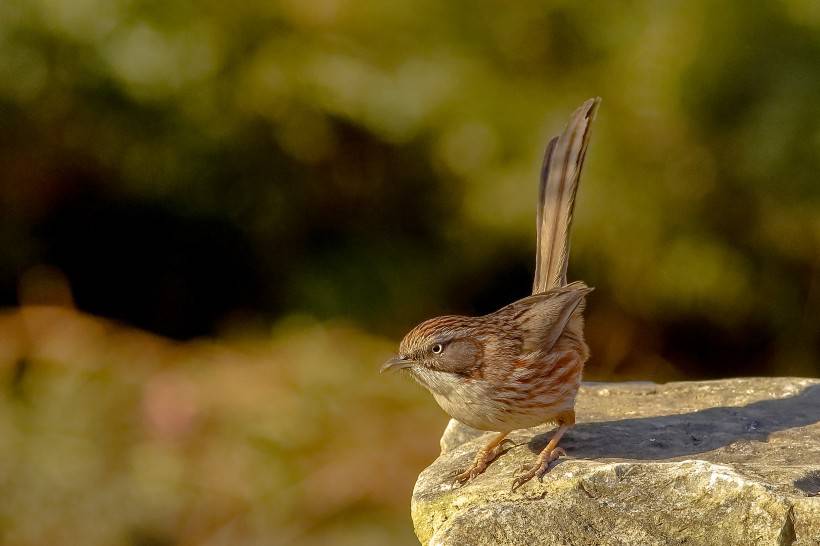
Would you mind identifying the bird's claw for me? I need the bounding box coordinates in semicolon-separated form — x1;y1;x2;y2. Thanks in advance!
451;460;489;485
452;468;479;485
450;440;516;486
510;472;533;492
510;447;566;491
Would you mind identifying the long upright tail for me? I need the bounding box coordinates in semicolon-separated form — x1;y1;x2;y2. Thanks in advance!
532;97;600;295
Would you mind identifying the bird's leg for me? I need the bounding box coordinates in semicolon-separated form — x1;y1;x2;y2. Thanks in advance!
453;431;513;484
511;410;575;491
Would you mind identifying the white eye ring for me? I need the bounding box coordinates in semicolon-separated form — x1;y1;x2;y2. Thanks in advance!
431;343;443;354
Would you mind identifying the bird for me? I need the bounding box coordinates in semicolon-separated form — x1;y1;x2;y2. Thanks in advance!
381;98;600;490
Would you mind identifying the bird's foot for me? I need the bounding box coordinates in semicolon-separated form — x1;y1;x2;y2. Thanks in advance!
451;439;515;485
510;447;566;491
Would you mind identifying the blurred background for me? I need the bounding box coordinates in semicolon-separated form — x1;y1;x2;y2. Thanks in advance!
1;0;819;544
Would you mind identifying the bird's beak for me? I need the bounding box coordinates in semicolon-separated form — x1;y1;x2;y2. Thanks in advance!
380;355;415;373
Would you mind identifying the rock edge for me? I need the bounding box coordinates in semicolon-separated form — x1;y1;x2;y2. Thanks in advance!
412;378;820;545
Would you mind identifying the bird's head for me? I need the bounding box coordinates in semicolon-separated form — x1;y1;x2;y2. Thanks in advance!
380;315;483;392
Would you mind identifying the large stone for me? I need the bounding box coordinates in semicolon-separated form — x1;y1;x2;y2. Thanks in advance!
412;378;820;545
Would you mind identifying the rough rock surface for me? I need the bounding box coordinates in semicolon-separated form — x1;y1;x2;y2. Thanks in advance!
412;378;820;545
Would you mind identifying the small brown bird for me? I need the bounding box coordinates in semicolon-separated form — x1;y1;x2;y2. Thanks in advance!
382;98;600;490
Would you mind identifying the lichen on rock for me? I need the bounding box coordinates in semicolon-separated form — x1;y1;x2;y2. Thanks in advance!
412;378;820;545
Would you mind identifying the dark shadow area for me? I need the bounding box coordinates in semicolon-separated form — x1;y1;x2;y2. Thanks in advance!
36;188;260;339
526;384;820;460
794;471;820;496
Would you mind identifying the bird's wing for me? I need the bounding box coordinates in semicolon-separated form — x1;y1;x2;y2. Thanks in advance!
499;281;594;354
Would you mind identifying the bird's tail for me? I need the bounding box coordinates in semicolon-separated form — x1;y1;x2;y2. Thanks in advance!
532;97;600;295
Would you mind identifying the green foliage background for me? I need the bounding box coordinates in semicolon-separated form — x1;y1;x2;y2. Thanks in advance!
0;0;818;544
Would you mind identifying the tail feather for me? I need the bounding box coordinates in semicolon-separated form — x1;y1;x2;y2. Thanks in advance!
533;97;600;295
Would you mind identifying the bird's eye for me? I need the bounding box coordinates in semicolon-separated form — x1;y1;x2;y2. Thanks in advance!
431;343;443;354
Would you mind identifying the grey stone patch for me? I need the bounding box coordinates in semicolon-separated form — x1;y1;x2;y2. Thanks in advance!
439;418;486;455
412;377;820;545
795;471;820;496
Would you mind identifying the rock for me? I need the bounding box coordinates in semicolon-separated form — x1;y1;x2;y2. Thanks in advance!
412;378;820;545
